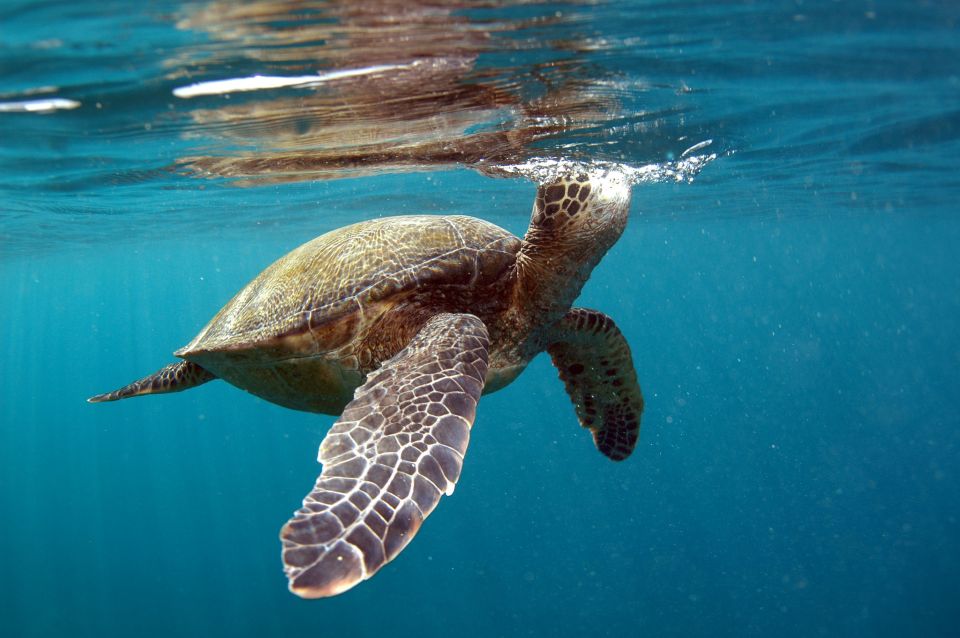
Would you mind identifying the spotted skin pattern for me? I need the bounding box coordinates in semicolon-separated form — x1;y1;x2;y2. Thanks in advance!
87;361;214;403
280;313;489;598
547;308;643;461
532;176;592;229
515;170;630;339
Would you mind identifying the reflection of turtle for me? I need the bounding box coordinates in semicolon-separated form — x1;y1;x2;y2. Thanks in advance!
90;167;644;598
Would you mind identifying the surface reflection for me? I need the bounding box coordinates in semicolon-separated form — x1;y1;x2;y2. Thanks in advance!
171;0;628;183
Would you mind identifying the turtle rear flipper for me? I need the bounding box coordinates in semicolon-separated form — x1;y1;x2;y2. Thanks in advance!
280;313;489;598
87;360;215;403
547;308;643;461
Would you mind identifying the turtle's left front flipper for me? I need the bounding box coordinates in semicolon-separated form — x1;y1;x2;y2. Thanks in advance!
547;308;643;461
280;313;489;598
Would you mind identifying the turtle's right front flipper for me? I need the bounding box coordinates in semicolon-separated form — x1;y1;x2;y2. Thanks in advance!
87;360;215;403
280;312;489;598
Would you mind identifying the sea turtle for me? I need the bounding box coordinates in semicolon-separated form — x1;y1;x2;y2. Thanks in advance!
90;165;644;598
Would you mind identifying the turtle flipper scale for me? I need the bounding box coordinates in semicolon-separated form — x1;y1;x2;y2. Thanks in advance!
280;313;489;598
547;308;643;461
87;360;215;403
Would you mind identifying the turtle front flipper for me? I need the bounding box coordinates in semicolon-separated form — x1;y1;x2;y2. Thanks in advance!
280;313;489;598
546;308;643;461
87;360;215;403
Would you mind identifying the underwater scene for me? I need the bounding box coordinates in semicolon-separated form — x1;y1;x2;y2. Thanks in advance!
1;0;958;636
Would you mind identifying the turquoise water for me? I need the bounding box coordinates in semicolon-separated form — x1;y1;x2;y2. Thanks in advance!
2;1;959;636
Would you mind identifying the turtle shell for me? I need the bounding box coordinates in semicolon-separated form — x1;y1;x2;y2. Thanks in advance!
177;214;520;363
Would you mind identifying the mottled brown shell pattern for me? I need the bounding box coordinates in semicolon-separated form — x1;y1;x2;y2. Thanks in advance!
180;215;520;356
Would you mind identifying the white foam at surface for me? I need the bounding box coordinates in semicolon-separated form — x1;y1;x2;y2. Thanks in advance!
478;151;719;187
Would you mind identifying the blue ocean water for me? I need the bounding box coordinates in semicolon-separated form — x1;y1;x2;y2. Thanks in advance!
2;1;959;636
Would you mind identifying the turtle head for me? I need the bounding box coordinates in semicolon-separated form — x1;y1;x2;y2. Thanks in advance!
528;168;632;242
515;167;633;322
